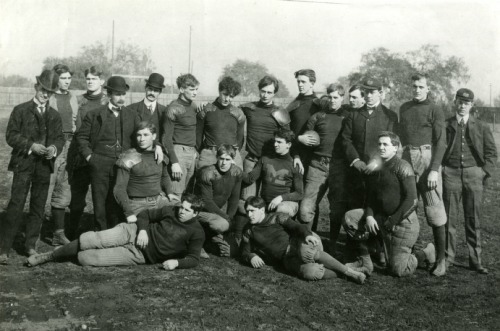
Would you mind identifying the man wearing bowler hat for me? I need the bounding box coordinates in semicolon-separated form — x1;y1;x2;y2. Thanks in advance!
128;73;167;141
0;70;65;264
76;76;163;231
442;88;497;274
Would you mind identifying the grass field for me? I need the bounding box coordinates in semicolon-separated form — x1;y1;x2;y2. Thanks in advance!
0;118;499;330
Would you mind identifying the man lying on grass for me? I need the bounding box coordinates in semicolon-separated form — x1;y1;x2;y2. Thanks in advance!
240;196;366;284
27;194;205;270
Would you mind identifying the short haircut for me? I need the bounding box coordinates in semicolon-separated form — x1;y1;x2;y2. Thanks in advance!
411;73;428;82
181;193;204;213
135;121;157;135
218;76;242;96
326;84;345;96
294;69;316;84
258;76;279;93
378;131;401;148
274;128;295;143
216;144;236;159
245;196;266;210
53;64;73;76
84;66;104;78
176;74;199;89
349;84;365;97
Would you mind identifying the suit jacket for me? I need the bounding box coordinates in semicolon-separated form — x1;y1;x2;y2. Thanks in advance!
341;103;398;164
76;104;139;160
6;99;65;173
443;115;497;177
128;100;166;140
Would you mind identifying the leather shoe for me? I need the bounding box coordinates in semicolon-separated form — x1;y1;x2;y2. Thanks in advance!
471;265;489;274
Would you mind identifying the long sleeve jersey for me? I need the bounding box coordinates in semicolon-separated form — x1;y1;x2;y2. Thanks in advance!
137;206;205;268
243;153;303;203
195;164;242;220
366;156;418;228
241;212;312;265
398;98;446;171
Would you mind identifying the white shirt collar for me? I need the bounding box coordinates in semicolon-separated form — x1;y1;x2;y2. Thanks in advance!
33;98;46;108
456;114;469;125
108;102;121;117
144;99;157;111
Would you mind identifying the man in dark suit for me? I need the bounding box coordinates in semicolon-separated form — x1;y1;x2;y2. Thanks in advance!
337;78;398;260
442;88;497;274
128;73;167;142
76;76;163;231
0;70;65;264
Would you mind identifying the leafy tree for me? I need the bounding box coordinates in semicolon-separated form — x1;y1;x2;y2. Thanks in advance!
0;75;32;88
341;44;470;110
42;41;166;92
220;59;290;97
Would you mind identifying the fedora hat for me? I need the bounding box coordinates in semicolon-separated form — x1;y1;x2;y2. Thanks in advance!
36;70;59;92
145;73;165;89
104;76;130;93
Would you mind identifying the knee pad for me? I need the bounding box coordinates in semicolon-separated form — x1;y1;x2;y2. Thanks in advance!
299;263;325;281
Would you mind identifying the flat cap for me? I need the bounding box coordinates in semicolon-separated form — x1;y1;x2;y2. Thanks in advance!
456;88;474;101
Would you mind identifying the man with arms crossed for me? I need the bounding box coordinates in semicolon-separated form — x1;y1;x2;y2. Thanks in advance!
398;73;448;276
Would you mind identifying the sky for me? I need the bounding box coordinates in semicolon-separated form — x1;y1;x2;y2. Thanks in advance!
1;0;499;102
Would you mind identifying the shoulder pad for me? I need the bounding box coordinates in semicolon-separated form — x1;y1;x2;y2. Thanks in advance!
199;165;218;183
229;164;243;177
116;149;142;170
285;99;301;112
391;159;415;179
166;103;186;121
269;212;290;225
198;103;217;120
240;102;257;110
229;105;246;124
271;107;291;126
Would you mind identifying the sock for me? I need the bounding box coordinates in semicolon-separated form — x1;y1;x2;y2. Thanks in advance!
52;208;66;231
433;225;446;261
52;239;80;261
316;251;348;274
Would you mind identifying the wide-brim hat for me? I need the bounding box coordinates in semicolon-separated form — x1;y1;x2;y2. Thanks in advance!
36;70;59;92
105;76;130;93
456;88;474;101
145;73;165;89
361;78;382;91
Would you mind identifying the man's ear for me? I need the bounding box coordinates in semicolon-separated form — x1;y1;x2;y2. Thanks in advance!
152;133;157;141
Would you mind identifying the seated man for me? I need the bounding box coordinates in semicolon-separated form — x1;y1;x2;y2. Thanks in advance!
195;144;242;256
240;196;365;284
243;128;303;217
113;121;174;222
343;132;435;277
26;194;205;270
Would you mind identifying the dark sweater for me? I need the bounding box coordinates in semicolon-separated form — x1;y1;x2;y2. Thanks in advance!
366;156;418;228
306;107;347;158
398;98;446;171
242;101;290;157
137;206;205;268
195;164;242;220
162;97;198;164
196;100;245;150
243;153;303;203
287;93;319;135
114;149;168;216
54;93;74;133
241;212;312;265
75;92;107;131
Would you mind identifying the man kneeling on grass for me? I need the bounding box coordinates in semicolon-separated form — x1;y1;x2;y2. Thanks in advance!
240;196;366;284
27;194;205;270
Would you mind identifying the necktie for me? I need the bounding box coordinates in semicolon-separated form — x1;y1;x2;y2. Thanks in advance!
112;106;121;111
38;106;45;114
460;118;465;127
147;105;153;115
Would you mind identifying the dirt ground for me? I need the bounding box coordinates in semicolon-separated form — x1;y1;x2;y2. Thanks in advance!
0;119;499;331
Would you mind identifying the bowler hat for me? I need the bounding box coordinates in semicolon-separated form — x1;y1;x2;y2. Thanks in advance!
456;88;474;101
105;76;130;93
145;73;165;89
36;70;59;92
361;78;382;91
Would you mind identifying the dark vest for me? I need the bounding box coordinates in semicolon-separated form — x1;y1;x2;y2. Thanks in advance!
94;110;123;158
447;122;479;168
